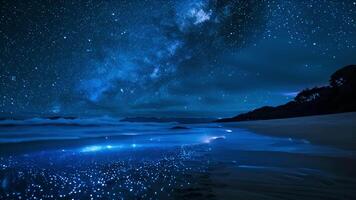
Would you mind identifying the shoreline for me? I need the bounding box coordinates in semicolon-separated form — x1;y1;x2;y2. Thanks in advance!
219;112;356;150
1;113;356;199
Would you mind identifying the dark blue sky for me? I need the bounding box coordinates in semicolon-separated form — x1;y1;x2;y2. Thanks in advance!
0;0;355;118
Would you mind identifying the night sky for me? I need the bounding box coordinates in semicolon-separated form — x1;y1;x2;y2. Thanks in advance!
0;0;355;118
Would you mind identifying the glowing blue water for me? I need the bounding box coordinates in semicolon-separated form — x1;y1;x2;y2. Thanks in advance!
0;118;353;157
1;119;355;199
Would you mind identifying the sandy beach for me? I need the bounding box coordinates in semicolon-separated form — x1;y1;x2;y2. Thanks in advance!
192;112;356;199
220;112;356;150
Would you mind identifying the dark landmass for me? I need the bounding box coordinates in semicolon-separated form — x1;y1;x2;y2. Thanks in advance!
0;116;78;121
0;117;26;121
46;116;77;120
217;65;356;122
121;117;215;124
170;126;190;130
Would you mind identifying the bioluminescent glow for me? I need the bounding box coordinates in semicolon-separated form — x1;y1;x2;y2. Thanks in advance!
203;136;226;144
80;143;145;153
79;134;231;153
1;123;354;200
81;145;103;152
81;145;121;152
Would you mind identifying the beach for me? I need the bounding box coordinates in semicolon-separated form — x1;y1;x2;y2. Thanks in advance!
0;114;355;199
220;112;356;150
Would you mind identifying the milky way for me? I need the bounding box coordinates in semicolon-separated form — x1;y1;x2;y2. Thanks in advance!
0;0;355;117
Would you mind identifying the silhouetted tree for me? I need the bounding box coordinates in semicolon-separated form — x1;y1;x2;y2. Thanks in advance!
216;65;356;122
329;65;356;112
295;88;320;103
294;87;332;104
330;65;356;88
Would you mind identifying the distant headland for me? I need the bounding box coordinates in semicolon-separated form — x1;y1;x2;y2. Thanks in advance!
217;65;356;122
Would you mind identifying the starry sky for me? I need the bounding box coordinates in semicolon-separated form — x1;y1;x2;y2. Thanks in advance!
0;0;355;118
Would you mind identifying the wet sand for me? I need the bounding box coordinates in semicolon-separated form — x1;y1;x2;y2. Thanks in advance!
191;113;356;199
220;112;356;150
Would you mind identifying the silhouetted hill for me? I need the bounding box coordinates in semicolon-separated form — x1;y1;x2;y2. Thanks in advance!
217;65;356;122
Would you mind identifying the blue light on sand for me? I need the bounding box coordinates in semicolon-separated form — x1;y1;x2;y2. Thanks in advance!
80;143;140;153
81;145;103;152
81;145;120;152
